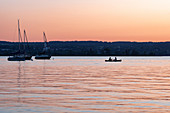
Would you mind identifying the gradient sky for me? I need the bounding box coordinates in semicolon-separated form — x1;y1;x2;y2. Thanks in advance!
0;0;170;42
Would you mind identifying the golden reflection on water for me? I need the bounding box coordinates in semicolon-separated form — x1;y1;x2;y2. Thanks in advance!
0;57;170;112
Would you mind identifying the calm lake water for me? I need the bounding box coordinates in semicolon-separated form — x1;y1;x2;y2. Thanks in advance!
0;56;170;113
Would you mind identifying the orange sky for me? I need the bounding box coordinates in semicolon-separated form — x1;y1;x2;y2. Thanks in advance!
0;0;170;42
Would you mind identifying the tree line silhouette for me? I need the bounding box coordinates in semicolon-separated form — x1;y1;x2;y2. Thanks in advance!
1;41;170;56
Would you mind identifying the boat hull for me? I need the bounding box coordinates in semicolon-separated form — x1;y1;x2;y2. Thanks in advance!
8;57;25;61
35;55;51;60
25;55;32;60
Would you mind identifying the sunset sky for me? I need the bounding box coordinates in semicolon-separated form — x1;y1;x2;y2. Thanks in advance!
0;0;170;42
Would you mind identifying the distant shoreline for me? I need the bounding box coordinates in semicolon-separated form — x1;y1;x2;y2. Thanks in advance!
1;40;170;43
1;41;170;56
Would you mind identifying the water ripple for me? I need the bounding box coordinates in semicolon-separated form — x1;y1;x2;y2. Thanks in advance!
0;56;170;112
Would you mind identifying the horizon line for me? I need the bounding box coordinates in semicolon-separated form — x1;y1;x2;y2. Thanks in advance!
1;40;170;43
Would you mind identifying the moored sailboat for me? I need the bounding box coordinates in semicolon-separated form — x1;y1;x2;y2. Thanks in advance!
8;20;25;61
35;32;51;60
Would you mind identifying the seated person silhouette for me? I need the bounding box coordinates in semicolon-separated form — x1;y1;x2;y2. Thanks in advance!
114;57;117;61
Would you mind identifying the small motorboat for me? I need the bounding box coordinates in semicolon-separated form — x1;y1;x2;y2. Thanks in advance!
105;57;122;62
105;59;122;62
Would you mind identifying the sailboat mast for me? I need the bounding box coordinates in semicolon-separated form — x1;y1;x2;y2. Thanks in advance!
24;30;31;53
24;30;26;51
18;19;21;51
43;32;48;48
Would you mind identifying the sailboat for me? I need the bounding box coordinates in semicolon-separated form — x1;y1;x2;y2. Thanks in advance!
8;20;25;61
23;30;32;60
35;32;51;60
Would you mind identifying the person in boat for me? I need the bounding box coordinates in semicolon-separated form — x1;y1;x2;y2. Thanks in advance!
114;57;117;61
109;57;112;61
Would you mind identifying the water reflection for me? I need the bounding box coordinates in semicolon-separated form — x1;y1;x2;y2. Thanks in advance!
17;62;21;104
0;57;170;112
43;60;46;75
